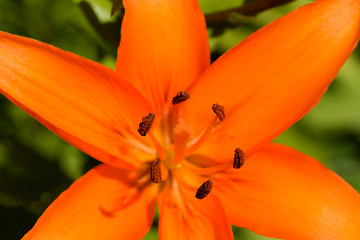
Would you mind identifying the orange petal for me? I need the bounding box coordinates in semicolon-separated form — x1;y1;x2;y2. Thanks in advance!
157;181;233;240
213;143;360;239
0;31;155;169
116;0;210;112
184;0;360;162
23;164;157;240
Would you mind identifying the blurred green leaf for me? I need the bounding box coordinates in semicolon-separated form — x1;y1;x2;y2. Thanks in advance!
143;228;158;240
235;227;279;239
199;0;244;14
59;146;86;180
304;56;360;134
111;0;124;17
73;0;113;23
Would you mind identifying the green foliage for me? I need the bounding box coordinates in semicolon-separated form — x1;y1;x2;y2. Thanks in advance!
199;0;244;14
73;0;114;23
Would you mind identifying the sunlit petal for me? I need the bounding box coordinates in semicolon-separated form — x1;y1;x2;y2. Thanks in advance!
0;31;154;169
157;182;233;240
23;164;157;240
184;0;360;162
214;143;360;239
116;0;210;112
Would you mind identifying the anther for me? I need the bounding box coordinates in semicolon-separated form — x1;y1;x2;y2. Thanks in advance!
212;104;225;121
172;91;190;105
233;148;246;169
195;180;213;199
150;160;162;183
138;113;155;136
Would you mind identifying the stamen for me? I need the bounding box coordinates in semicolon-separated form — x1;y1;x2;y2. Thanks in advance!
233;148;246;169
212;104;225;121
195;180;213;199
172;91;190;105
150;160;162;183
138;113;155;136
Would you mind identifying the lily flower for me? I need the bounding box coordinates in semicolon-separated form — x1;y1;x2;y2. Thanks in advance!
0;0;360;239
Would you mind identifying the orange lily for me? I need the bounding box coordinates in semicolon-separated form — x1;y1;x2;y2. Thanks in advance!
0;0;360;239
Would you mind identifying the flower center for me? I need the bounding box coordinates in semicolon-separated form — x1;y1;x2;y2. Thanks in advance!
137;91;246;199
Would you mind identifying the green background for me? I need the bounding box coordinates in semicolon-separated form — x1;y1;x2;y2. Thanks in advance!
0;0;359;239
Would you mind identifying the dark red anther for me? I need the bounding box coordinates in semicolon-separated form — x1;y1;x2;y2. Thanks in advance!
150;160;161;183
233;148;246;169
172;91;190;105
138;113;155;136
212;104;225;121
195;180;213;199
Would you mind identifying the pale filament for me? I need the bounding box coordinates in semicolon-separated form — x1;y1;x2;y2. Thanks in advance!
183;161;233;175
126;138;157;155
186;117;218;156
115;125;157;157
149;132;167;161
